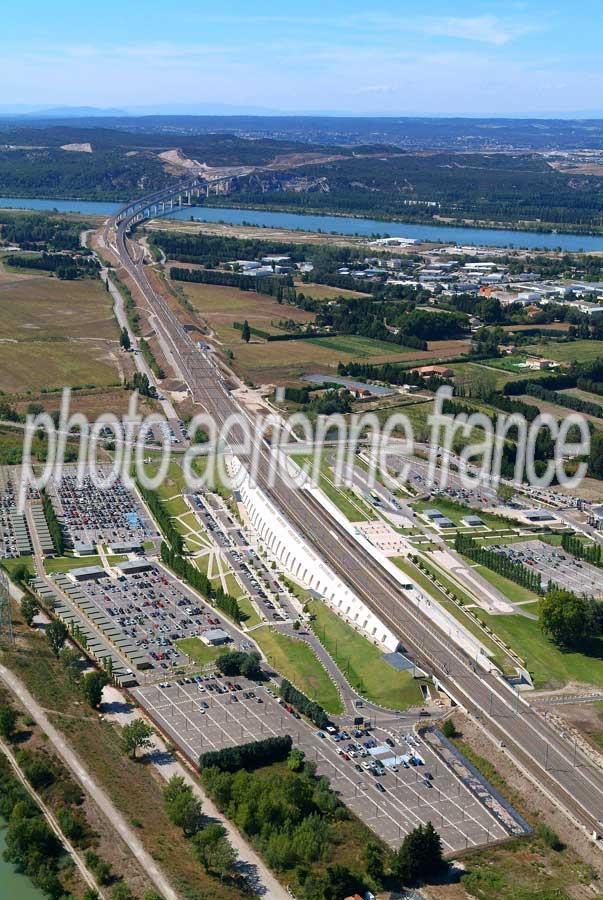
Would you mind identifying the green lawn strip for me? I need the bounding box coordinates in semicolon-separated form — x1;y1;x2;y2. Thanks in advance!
472;564;540;605
281;576;315;605
191;455;233;500
223;572;242;598
142;459;187;499
291;453;375;522
163;495;190;518
392;557;515;674
478;610;603;691
43;554;127;574
238;595;262;628
175;637;226;667
307;599;423;710
252;625;343;715
411;496;516;531
0;555;33;578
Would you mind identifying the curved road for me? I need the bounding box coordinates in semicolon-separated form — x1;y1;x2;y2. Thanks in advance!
110;188;603;841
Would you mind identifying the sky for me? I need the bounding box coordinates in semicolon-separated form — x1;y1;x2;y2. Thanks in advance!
3;0;603;117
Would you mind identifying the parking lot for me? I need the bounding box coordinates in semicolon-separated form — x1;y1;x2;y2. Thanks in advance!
74;564;243;671
134;677;518;853
189;489;297;622
50;470;156;548
491;539;603;597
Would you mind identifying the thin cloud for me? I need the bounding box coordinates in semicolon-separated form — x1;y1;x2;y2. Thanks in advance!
421;15;537;45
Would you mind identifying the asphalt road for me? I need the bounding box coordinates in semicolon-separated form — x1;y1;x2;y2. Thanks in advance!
112;192;603;839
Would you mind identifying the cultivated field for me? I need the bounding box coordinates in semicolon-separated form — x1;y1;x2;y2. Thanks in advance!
176;276;470;384
524;339;603;363
0;272;122;393
0;341;120;393
0;275;117;341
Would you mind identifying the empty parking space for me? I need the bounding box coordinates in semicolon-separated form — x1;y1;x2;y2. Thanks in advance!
492;539;603;598
134;678;516;853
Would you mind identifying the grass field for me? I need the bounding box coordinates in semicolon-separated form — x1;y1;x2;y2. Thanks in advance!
304;333;424;357
292;280;370;300
479;610;603;690
238;595;262;627
307;599;424;710
0;272;122;393
292;452;376;522
448;360;556;392
411;496;516;531
252;626;343;715
517;392;603;427
523;339;603;363
474;565;541;605
0;276;117;341
0;340;120;394
175;636;226;666
43;554;127;574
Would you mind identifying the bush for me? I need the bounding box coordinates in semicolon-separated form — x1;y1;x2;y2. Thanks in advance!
280;679;330;729
85;851;113;885
199;735;292;773
442;719;457;739
538;823;564;851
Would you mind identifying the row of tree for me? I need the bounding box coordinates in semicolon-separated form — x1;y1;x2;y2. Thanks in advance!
163;775;238;880
40;489;64;555
280;678;330;729
561;533;603;567
455;532;542;594
160;542;241;624
9;252;99;280
137;485;183;553
199;735;292;773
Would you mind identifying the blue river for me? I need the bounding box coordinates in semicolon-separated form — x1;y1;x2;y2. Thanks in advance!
2;196;603;252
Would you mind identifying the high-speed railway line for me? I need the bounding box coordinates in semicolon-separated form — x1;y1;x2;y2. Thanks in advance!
111;187;603;840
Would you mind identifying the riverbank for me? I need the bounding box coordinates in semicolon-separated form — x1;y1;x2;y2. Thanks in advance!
4;196;603;252
199;197;603;240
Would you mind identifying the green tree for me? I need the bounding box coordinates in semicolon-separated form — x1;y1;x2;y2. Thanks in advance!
442;719;456;739
81;670;108;709
119;327;131;351
363;840;386;884
0;705;19;741
46;620;68;657
241;319;251;343
120;719;154;759
193;824;237;879
85;851;113;885
163;776;203;837
394;822;446;885
111;884;135;900
10;562;32;585
21;595;39;627
589;430;603;479
539;589;596;648
287;749;306;772
59;646;82;682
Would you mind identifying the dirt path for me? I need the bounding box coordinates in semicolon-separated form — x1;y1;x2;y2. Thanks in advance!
0;664;179;900
102;685;289;899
